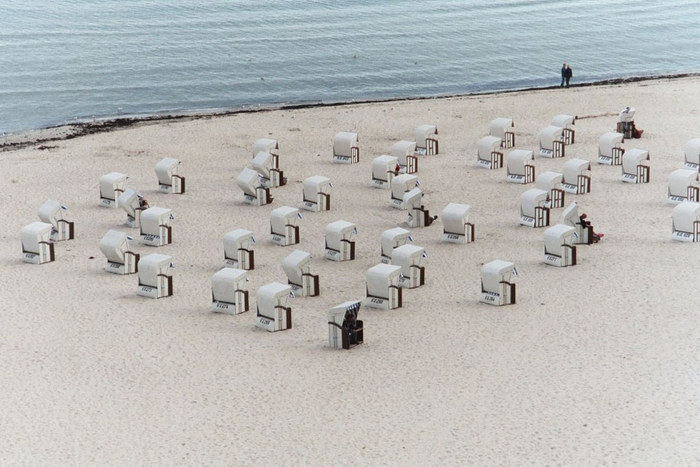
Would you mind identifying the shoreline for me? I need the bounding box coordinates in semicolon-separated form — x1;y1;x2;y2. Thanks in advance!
2;72;698;152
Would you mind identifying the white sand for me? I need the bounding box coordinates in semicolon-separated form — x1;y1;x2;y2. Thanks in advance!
1;77;699;465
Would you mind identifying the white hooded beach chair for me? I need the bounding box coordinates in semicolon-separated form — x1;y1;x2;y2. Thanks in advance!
391;244;426;289
255;282;293;332
270;206;301;246
621;148;650;184
139;207;173;246
253;151;285;188
617;107;636;139
489;117;515;148
441;203;474;243
371;155;399;188
477;135;504;169
327;301;363;350
324;220;357;261
38;199;74;241
415;124;439;155
480;260;517;306
598;132;625;165
155;157;185;194
520;188;550;228
506;149;535;184
403;187;436;228
252;138;279;168
20;222;54;264
684;138;700;170
301;175;331;212
211;267;249;314
535;171;565;208
223;229;255;270
562;158;591;194
237;167;272;206
282;249;319;297
137;253;173;299
380;227;412;264
551;114;577;144
391;174;419;209
543;224;577;267
671;201;700;242
667;169;699;204
99;229;139;275
391;140;418;174
365;263;402;310
333;131;359;164
561;202;594;245
118;188;144;228
99;172;128;208
538;126;565;158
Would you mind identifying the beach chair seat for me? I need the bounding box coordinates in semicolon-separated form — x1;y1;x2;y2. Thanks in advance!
477;136;504;169
270;206;301;246
671;201;700;242
139;206;173;246
551;114;577;144
622;148;650;184
667;169;699;204
155;157;185;194
282;249;319;297
380;227;412;264
99;229;139;274
543;224;577;267
223;229;255;270
390;174;418;209
617;107;637;139
252;138;280;168
237;167;272;206
301;175;331;212
137;254;173;299
489;117;515;148
598;132;625;165
255;282;293;332
333;131;359;164
441;203;474;243
562;158;591;194
99;172;128;207
324;220;357;261
519;188;550;228
506;149;535;184
253;151;286;188
365;264;402;310
38;199;74;242
391;140;418;174
535;171;565;208
415;124;439;155
684;138;700;171
118;188;145;228
480;260;517;306
391;244;426;289
327;301;363;350
538;126;565;158
211;267;249;314
371;155;399;188
20;222;55;264
403;187;436;228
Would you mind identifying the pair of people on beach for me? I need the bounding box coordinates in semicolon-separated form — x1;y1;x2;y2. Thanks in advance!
561;63;573;87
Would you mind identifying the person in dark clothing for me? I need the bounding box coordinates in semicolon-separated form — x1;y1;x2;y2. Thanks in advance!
565;64;573;87
561;63;567;87
579;213;603;242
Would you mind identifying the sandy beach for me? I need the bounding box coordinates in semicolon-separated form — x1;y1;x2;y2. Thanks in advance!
1;76;698;465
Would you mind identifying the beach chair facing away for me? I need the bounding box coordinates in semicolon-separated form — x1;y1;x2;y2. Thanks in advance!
365;263;402;310
684;139;700;171
223;229;255;270
137;253;173;299
371;155;399;188
622;148;650;184
668;169;699;204
253;151;285;188
506;149;535;184
333;132;359;164
380;227;412;264
391;140;418;174
270;206;301;246
403;188;437;228
99;229;139;274
211;267;249;314
671;201;700;242
301;175;332;212
139;207;173;246
543;224;577;267
562;202;594;245
282;249;319;297
327;301;363;350
155;157;185;194
441;203;474;243
480;260;517;306
252;138;280;168
391;174;419;209
489;117;515;148
255;282;293;332
324;220;357;261
538;126;565;158
38;199;74;242
391;244;426;289
520;188;550;228
99;172;128;208
20;222;54;264
237;167;272;206
415;124;439;155
617;107;637;139
562;159;591;194
598;132;625;165
551;114;577;144
477;136;504;169
535;171;565;208
118;188;145;228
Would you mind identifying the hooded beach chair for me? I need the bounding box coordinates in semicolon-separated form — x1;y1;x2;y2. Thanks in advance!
391;140;418;174
333;131;359;164
415;124;438;155
223;229;255;270
562;158;591;194
477;135;504;169
480;260;517;306
365;263;402;310
282;249;319;297
20;222;54;264
136;253;173;299
155;157;185;194
99;172;128;207
211;267;249;314
598;132;625;165
621;148;650;184
543;224;577;267
535;171;565;208
519;188;550;228
99;229;139;274
327;301;363;350
506;149;535;184
489;117;515;148
270;206;301;246
255;282;293;332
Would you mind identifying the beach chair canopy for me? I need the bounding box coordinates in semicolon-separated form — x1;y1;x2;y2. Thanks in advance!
391;140;416;161
237;168;262;196
212;267;247;303
481;260;515;291
381;227;411;256
539;126;564;148
619;107;636;122
535;171;563;190
685;139;700;165
253;138;278;156
507;149;534;172
99;229;132;264
391;174;418;198
521;188;548;215
21;222;53;250
138;254;172;284
668;169;698;195
270;206;300;231
478;136;502;158
544;224;576;253
551;114;576;128
333;132;358;156
599;132;624;156
282;249;312;284
252;151;274;177
326;220;356;245
622;148;650;173
303;175;331;200
415;124;437;146
141;207;172;231
155;158;181;185
373;155;398;178
100;172;128;198
38;199;67;227
401;187;423;210
561;202;580;227
328;300;362;327
366;263;401;295
391;244;425;275
441;203;470;233
489;118;514;140
256;282;291;317
563;159;591;181
672;201;700;232
224;229;254;256
119;188;139;217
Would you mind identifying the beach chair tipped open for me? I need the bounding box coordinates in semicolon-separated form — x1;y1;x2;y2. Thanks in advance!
155;157;185;194
252;138;280;168
327;301;363;350
415;124;439;155
391;140;418;174
139;206;173;246
506;149;535;184
223;229;255;270
371;155;399;188
20;222;55;264
211;267;249;314
270;206;301;246
622;148;650;184
282;249;319;297
403;187;436;228
562;158;591;194
520;188;550;228
100;229;139;274
477;135;504;169
667;169;699;204
137;253;173;299
441;203;474;243
561;202;594;245
118;188;145;228
237;167;272;206
38;199;74;242
324;220;357;261
99;172;128;208
333;131;359;164
538;126;565;158
489;117;515;148
253;151;285;188
390;173;419;209
301;175;331;212
255;282;293;332
480;260;517;306
551;114;577;144
684;138;700;171
671;201;700;242
391;244;426;289
365;263;402;310
617;107;637;139
380;227;412;264
598;132;625;165
543;224;577;267
535;171;565;208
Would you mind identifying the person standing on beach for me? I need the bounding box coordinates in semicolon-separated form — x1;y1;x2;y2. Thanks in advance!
561;63;567;87
565;64;573;87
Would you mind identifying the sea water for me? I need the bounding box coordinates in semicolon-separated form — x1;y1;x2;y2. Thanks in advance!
1;0;698;134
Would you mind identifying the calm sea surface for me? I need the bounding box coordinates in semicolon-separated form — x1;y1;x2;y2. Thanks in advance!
1;0;699;133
